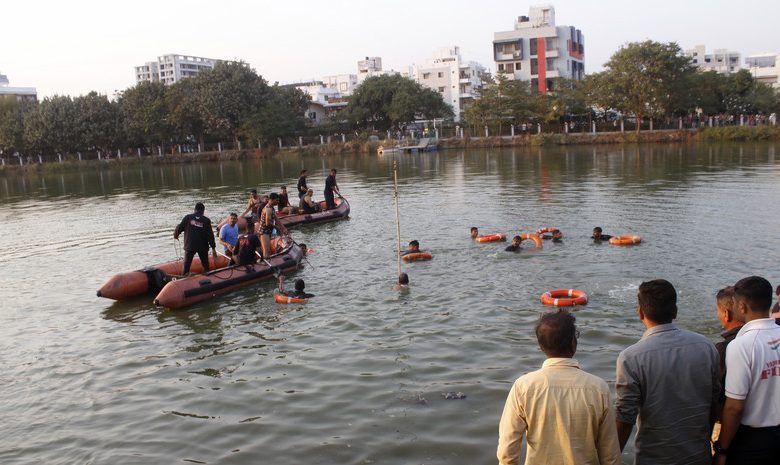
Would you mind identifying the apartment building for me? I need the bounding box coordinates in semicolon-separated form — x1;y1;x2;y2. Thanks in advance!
134;54;223;85
0;73;37;102
322;57;392;96
685;45;741;74
405;46;486;121
745;53;780;89
493;4;584;94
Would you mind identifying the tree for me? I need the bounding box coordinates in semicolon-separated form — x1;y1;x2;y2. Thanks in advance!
166;77;207;147
241;85;310;146
463;75;536;133
119;81;169;148
343;75;453;131
584;40;696;132
195;61;269;146
23;95;81;155
0;98;35;154
74;92;123;153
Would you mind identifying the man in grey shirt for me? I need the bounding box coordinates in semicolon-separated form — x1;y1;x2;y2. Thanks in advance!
615;279;720;465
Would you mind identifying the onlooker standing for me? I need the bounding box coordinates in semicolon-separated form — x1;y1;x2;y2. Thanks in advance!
174;202;217;275
323;168;341;210
715;276;780;465
615;279;719;465
498;309;620;465
712;286;743;441
218;212;240;257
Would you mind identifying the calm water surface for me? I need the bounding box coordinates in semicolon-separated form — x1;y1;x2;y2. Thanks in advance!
1;143;779;464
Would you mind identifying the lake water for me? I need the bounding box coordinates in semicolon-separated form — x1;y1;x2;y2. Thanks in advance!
1;143;779;464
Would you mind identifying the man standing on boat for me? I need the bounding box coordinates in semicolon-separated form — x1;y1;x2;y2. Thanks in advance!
258;193;288;258
174;202;217;275
323;168;341;210
297;169;308;199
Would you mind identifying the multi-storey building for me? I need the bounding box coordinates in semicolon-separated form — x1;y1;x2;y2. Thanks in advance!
745;53;780;89
134;54;223;85
405;46;486;121
0;73;37;102
492;4;584;94
685;45;741;74
322;57;391;96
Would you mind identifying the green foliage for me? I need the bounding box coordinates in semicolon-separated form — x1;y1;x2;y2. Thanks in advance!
583;41;696;131
464;75;537;132
119;81;169;147
74;92;122;151
698;125;780;141
241;85;310;145
23;95;82;154
343;75;453;131
0;98;34;153
165;77;206;146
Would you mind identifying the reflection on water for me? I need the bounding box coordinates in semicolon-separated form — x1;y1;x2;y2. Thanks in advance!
1;142;779;465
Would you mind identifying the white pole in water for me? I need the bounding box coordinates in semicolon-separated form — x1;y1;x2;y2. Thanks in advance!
393;159;402;277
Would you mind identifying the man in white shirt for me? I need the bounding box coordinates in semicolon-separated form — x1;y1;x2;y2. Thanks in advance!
715;276;780;465
497;309;620;465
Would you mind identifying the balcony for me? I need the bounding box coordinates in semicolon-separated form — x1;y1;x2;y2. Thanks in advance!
545;49;559;58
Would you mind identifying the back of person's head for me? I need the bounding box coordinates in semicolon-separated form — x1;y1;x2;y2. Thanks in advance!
330;168;337;174
195;202;205;212
775;284;780;297
251;189;257;194
716;286;735;306
246;222;255;233
269;192;279;201
280;185;287;191
307;189;313;195
593;226;602;234
535;309;577;357
409;240;419;248
300;169;307;175
294;279;305;291
398;273;409;285
637;279;678;323
733;276;773;313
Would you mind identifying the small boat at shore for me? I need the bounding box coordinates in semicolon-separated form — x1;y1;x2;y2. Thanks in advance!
153;235;304;310
97;255;230;300
217;197;350;232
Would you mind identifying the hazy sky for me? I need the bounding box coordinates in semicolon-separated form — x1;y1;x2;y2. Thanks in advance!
3;0;779;98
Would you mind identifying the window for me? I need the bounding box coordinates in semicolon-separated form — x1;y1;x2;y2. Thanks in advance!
530;38;537;56
515;62;521;70
438;72;443;78
531;59;538;75
423;72;430;79
498;64;505;72
340;82;348;91
438;87;445;92
506;63;515;73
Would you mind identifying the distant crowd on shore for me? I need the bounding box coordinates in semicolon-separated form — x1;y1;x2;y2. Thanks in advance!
498;276;780;465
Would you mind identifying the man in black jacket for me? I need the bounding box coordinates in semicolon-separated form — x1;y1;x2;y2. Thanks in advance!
174;202;217;275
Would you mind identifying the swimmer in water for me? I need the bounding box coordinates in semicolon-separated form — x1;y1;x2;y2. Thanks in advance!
505;235;522;252
470;227;479;239
394;272;410;290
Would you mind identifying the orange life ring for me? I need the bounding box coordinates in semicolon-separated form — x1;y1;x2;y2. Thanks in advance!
274;293;308;304
540;289;588;307
609;235;642;246
402;252;433;262
520;233;543;248
535;227;561;239
475;233;506;243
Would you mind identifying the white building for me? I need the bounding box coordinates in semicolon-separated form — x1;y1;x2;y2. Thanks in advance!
685;45;741;74
134;54;223;85
492;4;585;94
745;53;780;89
0;73;37;102
405;46;486;121
322;74;358;96
290;81;348;126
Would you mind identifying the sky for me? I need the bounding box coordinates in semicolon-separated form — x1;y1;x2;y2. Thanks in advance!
3;0;779;98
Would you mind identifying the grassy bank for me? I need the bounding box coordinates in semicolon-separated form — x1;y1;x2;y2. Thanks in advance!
694;125;780;141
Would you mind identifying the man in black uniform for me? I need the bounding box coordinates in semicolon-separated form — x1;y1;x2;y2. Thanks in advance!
324;168;341;210
174;202;217;275
297;169;308;199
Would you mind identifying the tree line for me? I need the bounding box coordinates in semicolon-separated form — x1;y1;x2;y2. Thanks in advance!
465;40;780;134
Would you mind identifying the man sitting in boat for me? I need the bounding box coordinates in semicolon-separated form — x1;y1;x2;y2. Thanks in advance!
278;185;298;215
505;236;522;253
279;276;314;299
300;189;320;214
233;222;261;265
402;240;421;256
218;212;239;258
240;190;266;227
591;227;613;242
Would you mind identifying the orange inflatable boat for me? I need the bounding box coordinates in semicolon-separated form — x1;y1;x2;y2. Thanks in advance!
217;197;350;232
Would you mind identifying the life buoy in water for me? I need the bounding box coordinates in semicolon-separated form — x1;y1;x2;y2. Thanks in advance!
520;233;543;248
475;233;506;243
274;293;308;304
402;252;433;262
540;289;588;307
609;235;642;245
377;146;385;155
535;227;561;238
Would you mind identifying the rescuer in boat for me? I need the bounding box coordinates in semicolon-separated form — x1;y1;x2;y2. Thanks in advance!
278;185;298;215
505;235;522;252
240;189;263;228
218;212;239;258
300;189;320;214
233;221;261;265
401;240;421;256
470;227;479;239
259;193;288;258
174;202;217;275
323;168;341;210
297;169;308;199
591;227;613;242
279;276;315;299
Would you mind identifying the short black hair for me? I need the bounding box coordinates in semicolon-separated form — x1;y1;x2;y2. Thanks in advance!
246;222;255;232
716;286;735;304
775;284;780;296
330;168;337;174
535;309;577;357
195;202;205;212
733;276;773;313
409;240;419;247
637;279;678;323
300;169;307;175
593;227;602;233
294;279;305;291
251;189;257;194
398;273;409;285
470;227;478;233
269;193;279;201
229;212;238;217
512;235;521;241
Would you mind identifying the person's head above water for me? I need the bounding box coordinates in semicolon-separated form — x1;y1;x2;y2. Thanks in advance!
592;227;603;238
511;235;521;247
408;240;419;251
552;230;563;240
470;227;479;238
299;243;308;255
294;279;305;292
398;273;409;285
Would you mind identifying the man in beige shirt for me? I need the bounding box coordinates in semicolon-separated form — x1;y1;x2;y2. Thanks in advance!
497;309;620;465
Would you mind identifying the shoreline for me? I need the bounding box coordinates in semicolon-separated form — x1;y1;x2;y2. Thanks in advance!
1;126;778;175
